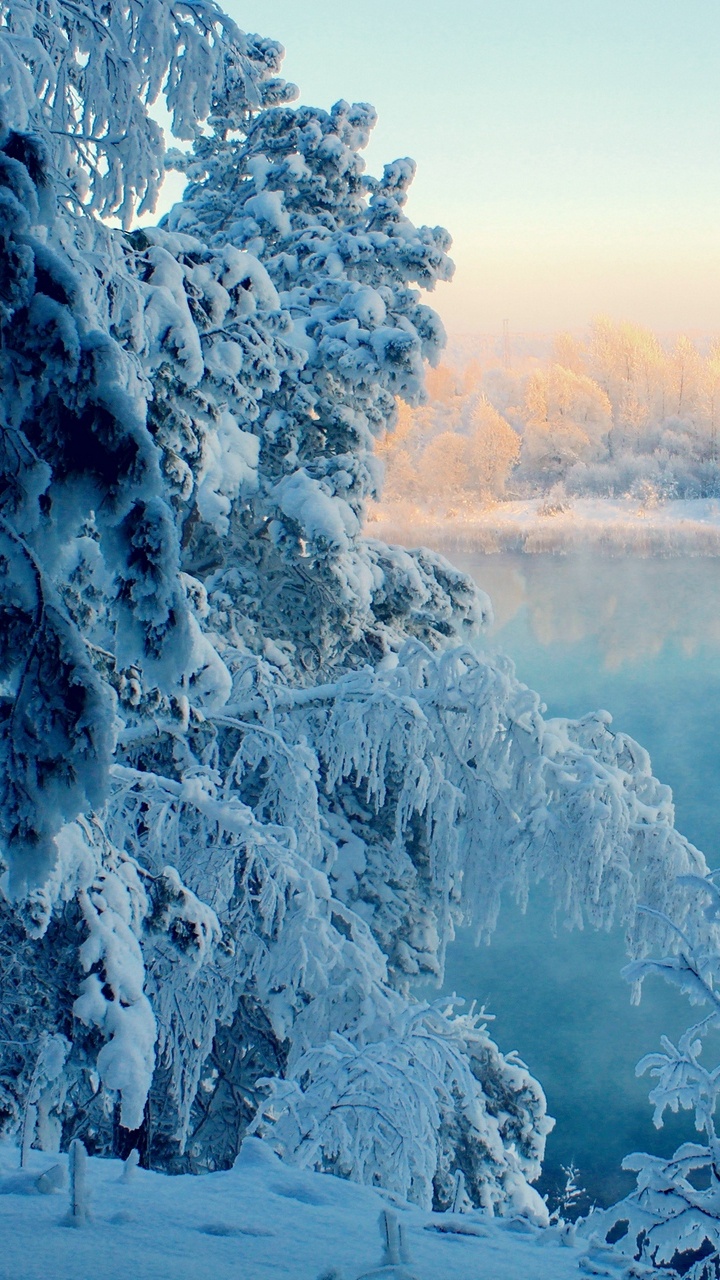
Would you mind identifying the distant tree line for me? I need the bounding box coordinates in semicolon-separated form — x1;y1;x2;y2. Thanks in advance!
377;319;720;509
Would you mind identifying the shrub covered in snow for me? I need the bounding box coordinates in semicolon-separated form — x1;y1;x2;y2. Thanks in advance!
594;873;720;1277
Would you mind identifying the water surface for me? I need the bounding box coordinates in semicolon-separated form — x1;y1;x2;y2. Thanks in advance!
435;551;720;1209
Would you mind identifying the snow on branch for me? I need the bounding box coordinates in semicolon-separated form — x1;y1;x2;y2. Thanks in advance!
0;0;296;224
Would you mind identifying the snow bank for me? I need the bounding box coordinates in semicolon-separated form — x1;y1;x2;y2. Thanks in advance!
0;1138;598;1280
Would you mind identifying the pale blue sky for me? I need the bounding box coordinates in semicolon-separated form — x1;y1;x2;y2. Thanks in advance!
223;1;720;335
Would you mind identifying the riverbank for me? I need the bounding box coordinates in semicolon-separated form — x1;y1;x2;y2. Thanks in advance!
368;497;720;555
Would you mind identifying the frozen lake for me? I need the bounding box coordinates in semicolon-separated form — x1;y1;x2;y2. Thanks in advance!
434;551;720;1209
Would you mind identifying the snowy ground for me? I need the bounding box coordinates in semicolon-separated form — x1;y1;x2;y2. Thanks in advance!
369;496;720;555
0;1138;627;1280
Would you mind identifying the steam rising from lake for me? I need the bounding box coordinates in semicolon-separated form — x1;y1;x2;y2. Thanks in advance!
471;553;720;673
433;550;720;1209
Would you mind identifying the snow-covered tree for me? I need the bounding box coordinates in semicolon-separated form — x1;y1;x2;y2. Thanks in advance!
0;0;294;225
517;363;612;486
0;0;710;1218
418;430;471;499
377;321;720;507
467;397;520;499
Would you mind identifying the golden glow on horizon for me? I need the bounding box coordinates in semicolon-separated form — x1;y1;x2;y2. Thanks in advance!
438;239;720;336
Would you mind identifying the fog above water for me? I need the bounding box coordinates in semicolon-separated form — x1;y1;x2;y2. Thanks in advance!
464;552;720;860
473;553;720;690
431;551;720;1210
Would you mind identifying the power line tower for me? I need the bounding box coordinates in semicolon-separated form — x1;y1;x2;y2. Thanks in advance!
502;318;510;368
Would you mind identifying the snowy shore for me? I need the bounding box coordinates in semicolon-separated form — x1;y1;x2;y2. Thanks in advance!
0;1138;606;1280
368;497;720;556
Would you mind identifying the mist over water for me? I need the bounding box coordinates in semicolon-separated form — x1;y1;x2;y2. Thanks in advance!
466;553;720;857
435;551;720;1209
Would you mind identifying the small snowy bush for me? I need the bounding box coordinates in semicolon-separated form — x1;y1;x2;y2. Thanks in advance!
594;873;720;1277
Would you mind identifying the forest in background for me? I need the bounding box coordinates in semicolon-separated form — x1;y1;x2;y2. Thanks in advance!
376;320;720;512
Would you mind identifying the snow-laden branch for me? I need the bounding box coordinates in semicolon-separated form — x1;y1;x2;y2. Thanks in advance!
0;0;296;224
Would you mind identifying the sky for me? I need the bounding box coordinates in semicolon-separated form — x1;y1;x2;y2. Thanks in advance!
218;0;720;338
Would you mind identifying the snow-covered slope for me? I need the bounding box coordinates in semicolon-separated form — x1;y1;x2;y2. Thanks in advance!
0;1138;617;1280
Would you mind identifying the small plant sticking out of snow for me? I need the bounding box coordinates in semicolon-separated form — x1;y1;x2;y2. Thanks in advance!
631;477;662;516
34;1163;66;1195
354;1209;420;1279
62;1139;89;1228
450;1169;473;1215
380;1211;405;1267
548;1162;587;1224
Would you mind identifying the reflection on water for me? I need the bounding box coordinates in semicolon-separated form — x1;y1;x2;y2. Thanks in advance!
436;551;720;1209
468;554;720;677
